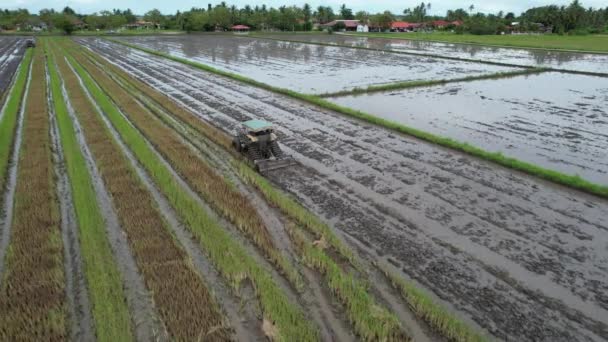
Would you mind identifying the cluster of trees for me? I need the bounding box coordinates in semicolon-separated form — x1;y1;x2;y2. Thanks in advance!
1;1;606;35
520;0;608;34
0;7;80;34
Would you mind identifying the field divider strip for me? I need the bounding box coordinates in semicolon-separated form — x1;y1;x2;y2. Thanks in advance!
0;44;67;340
66;41;319;341
343;33;608;55
318;68;547;97
108;38;608;198
247;35;608;78
77;40;492;342
52;40;233;341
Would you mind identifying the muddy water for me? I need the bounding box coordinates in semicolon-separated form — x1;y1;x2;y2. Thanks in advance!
0;38;25;98
116;35;517;95
329;72;608;184
256;33;608;75
80;38;608;342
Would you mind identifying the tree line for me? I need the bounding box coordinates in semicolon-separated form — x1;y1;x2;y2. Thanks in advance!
1;1;606;35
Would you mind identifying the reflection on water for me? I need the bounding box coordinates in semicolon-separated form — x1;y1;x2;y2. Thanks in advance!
329;72;608;183
260;34;608;74
119;35;515;94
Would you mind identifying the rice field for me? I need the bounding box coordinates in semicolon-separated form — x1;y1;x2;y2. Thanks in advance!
0;34;606;342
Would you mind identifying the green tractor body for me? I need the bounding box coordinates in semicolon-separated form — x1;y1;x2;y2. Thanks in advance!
233;120;296;173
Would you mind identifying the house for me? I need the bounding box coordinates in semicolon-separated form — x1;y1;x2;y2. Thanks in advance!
451;20;463;27
123;20;157;30
356;24;369;33
431;20;450;28
391;21;422;32
232;25;251;34
321;20;360;32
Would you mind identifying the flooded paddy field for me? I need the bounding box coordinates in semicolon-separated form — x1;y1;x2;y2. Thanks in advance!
80;37;608;342
115;34;518;94
0;37;26;100
256;33;608;75
329;72;608;184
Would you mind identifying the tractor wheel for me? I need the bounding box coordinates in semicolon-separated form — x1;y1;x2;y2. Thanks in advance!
232;136;242;152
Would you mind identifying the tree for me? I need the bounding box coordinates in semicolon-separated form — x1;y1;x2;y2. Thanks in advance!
62;6;76;16
53;13;75;34
340;4;354;20
469;4;475;14
144;9;163;29
371;11;394;31
355;11;370;22
302;3;312;31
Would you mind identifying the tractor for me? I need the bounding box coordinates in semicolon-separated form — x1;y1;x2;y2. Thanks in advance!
25;39;36;48
233;120;296;173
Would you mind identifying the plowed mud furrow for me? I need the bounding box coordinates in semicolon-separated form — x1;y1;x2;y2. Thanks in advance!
0;55;31;282
79;37;608;342
0;38;26;99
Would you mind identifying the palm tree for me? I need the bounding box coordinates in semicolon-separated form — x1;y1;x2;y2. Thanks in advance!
469;4;475;14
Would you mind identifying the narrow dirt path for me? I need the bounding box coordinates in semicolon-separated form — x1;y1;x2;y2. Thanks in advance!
78;37;608;342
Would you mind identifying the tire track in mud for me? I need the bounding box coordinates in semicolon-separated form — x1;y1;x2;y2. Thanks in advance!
63;58;166;341
0;61;31;283
47;64;96;341
80;38;608;341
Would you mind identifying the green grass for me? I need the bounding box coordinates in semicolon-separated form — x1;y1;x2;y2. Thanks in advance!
379;263;488;342
289;227;409;341
66;50;318;341
111;38;608;199
350;32;608;53
320;68;546;97
46;42;134;342
0;49;32;195
235;162;356;264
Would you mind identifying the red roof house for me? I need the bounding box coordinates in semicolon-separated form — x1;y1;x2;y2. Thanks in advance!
431;20;450;28
391;21;421;31
231;25;251;32
321;20;361;31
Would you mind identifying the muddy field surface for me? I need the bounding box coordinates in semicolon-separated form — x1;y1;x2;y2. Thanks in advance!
330;72;608;184
80;38;608;342
0;37;26;98
115;34;517;94
255;33;608;75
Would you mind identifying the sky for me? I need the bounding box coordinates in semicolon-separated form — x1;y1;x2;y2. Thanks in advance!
3;0;607;16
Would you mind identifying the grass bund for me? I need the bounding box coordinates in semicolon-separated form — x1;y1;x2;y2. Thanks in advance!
349;32;608;54
0;49;32;200
45;39;134;342
379;263;488;342
111;38;608;199
319;68;547;97
75;39;493;342
0;45;67;340
70;45;302;291
65;42;318;342
50;41;231;340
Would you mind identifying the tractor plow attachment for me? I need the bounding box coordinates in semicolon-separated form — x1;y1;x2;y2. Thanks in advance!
255;156;297;173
